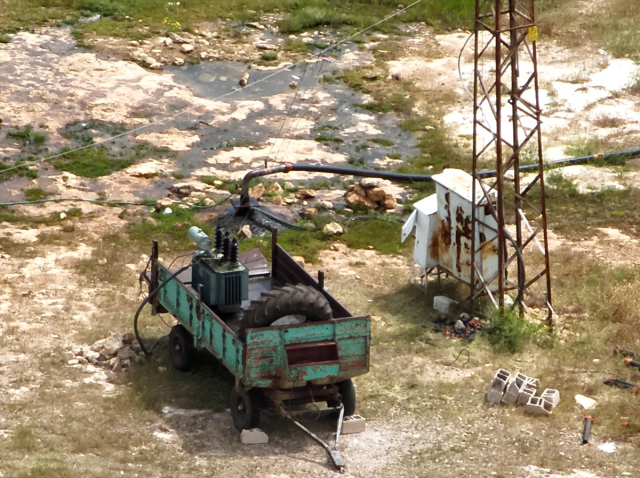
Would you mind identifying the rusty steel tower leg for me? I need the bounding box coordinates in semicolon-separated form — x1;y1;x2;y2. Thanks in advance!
470;0;553;323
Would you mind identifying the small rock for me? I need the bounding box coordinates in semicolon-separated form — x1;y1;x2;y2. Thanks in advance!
117;346;135;360
63;351;75;361
246;22;266;30
129;40;141;47
200;51;209;60
319;200;333;209
238;224;252;239
158;366;167;373
131;341;142;354
60;212;67;220
213;180;224;186
284;197;297;205
295;189;316;199
123;332;135;345
241;428;269;444
301;207;318;218
173;58;185;66
454;320;466;333
272;197;284;206
383;194;396;209
249;183;265;198
323;222;344;235
161;37;173;47
366;187;387;203
67;359;79;365
203;198;214;206
345;191;377;209
283;181;296;190
181;44;195;54
239;72;250;87
292;256;305;267
360;178;381;188
289;81;298;89
256;43;278;51
267;182;283;194
97;258;107;265
168;32;190;44
77;356;89;365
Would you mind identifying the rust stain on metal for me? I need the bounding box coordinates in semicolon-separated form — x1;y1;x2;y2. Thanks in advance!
439;192;452;268
454;206;473;274
428;227;439;261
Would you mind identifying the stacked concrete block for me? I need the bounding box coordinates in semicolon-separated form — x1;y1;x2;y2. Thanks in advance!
541;389;560;409
517;383;537;405
502;373;527;404
525;396;553;416
487;369;511;405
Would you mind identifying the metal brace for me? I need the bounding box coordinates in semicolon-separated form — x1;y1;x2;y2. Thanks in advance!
280;404;346;473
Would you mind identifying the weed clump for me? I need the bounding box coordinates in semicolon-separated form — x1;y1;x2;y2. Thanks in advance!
484;309;538;353
260;52;278;62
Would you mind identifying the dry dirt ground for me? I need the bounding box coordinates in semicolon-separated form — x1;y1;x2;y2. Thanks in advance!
2;7;640;478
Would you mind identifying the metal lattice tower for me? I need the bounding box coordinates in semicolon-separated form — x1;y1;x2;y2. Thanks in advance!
470;0;553;320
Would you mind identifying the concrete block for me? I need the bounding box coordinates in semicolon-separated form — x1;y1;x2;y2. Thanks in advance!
517;384;537;405
541;389;560;409
433;296;458;314
525;396;553;416
525;376;540;388
502;373;527;404
487;369;511;405
341;415;366;434
240;428;269;444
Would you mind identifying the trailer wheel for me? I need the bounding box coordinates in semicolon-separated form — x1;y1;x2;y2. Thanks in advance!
169;324;196;372
328;379;357;417
230;386;261;431
238;284;332;339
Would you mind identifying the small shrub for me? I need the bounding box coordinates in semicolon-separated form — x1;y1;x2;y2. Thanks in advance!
7;125;47;146
353;102;392;114
484;309;538;353
24;188;51;202
0;35;10;43
315;135;344;143
370;137;394;147
261;52;278;62
172;171;185;179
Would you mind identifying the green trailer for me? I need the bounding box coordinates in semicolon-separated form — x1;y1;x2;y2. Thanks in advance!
138;227;370;471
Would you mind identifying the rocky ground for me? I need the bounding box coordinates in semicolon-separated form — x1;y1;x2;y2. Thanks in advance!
1;10;640;478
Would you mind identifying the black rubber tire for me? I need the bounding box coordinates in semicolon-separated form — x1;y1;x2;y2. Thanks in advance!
238;284;332;339
230;386;262;431
168;324;196;372
328;379;357;417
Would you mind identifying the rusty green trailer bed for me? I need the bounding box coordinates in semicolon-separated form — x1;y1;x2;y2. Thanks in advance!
143;231;370;407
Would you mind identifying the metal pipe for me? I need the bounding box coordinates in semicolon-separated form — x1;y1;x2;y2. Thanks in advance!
582;416;593;444
239;163;293;209
237;147;640;203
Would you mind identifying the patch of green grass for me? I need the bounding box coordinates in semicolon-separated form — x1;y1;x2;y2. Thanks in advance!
342;218;408;254
353;102;392;114
51;146;134;178
24;188;51;202
370;137;394;147
172;171;185;180
0;34;9;43
283;38;311;53
260;51;278;61
321;73;336;84
11;426;37;452
127;206;212;250
388;152;402;160
7;125;47;146
484;308;539;353
315;135;344;143
16;461;71;478
348;156;366;166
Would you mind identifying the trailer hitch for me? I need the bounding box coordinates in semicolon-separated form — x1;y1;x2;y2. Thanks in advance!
279;404;346;473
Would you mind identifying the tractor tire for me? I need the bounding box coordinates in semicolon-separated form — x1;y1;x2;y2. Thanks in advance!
238;284;332;339
328;379;357;417
230;386;262;431
168;324;196;372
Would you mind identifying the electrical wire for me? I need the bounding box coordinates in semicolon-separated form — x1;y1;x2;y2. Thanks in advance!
0;192;235;209
134;264;191;356
0;0;424;177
